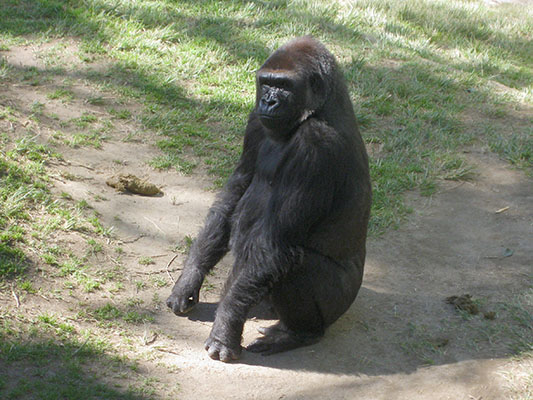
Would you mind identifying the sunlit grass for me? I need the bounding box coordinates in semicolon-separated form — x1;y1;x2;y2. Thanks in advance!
6;0;529;233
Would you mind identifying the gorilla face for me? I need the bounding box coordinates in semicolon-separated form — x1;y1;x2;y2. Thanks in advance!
255;66;328;142
256;71;305;137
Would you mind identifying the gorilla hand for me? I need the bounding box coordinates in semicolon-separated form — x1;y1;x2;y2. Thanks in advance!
166;270;202;315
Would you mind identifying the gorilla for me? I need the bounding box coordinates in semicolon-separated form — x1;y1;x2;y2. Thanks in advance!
167;36;372;362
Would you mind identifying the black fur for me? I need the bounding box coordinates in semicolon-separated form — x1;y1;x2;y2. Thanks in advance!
167;37;372;362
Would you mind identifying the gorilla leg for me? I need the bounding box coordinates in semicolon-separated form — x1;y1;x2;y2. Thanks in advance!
247;251;363;355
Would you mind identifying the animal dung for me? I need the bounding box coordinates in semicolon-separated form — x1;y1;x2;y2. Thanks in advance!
445;294;479;315
106;174;162;196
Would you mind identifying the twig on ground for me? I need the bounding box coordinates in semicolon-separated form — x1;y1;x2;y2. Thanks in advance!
166;254;180;282
133;266;182;276
142;329;158;345
495;206;510;214
121;234;145;244
48;160;96;171
144;217;165;234
71;336;91;357
49;174;67;183
11;284;20;307
156;347;181;355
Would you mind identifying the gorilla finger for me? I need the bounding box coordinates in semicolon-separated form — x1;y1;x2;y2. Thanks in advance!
166;298;181;315
204;337;214;351
178;300;192;314
206;346;220;360
218;348;233;363
165;297;173;309
257;324;284;336
257;327;267;335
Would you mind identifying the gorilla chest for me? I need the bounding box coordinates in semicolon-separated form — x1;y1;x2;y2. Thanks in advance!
230;140;285;237
255;139;286;185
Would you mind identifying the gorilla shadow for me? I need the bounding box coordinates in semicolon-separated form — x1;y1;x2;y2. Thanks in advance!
181;286;438;376
186;299;278;323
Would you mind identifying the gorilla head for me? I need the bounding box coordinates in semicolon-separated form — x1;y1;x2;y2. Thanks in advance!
255;37;336;140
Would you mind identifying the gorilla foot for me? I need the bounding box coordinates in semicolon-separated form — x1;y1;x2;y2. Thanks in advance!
204;337;242;362
246;323;321;355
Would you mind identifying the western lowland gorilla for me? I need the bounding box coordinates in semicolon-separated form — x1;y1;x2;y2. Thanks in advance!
167;36;372;362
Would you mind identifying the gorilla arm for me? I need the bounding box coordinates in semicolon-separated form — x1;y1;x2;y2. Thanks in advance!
166;119;263;315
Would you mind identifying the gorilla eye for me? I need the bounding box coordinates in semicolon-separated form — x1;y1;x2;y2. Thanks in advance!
260;76;292;91
274;79;293;90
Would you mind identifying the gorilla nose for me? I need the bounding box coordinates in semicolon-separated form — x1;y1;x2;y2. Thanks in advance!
261;98;277;109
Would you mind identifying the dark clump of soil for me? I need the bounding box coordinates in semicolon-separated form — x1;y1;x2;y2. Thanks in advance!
483;311;497;320
106;174;162;196
428;337;450;348
446;294;479;315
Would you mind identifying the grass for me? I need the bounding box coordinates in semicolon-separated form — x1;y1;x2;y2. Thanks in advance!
47;88;74;102
1;0;531;232
488;128;533;171
0;315;158;400
0;138;56;278
398;290;532;368
0;132;164;396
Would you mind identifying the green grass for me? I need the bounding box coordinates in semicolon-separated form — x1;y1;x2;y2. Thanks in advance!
0;139;56;278
399;290;533;367
47;88;74;102
67;131;106;149
488;128;533;171
0;243;26;278
91;303;154;325
2;0;531;232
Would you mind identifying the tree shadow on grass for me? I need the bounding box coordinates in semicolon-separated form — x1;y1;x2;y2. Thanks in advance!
0;332;157;399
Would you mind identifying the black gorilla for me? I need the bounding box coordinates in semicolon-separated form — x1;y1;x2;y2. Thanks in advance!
167;36;372;362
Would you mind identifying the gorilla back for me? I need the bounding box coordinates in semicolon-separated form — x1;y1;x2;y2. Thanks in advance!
167;36;372;362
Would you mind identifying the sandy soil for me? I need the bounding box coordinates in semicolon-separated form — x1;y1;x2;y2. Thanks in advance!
1;39;532;400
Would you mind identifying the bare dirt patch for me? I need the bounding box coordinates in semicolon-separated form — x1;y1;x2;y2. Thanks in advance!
1;42;532;399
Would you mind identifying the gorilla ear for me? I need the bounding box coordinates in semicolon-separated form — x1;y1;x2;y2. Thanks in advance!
308;72;327;111
309;72;325;96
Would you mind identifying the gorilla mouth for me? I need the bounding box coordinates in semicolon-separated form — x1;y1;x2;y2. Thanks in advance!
259;111;313;123
258;114;286;129
258;114;281;120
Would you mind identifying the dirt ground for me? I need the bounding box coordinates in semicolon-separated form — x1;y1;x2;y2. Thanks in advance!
1;40;532;400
